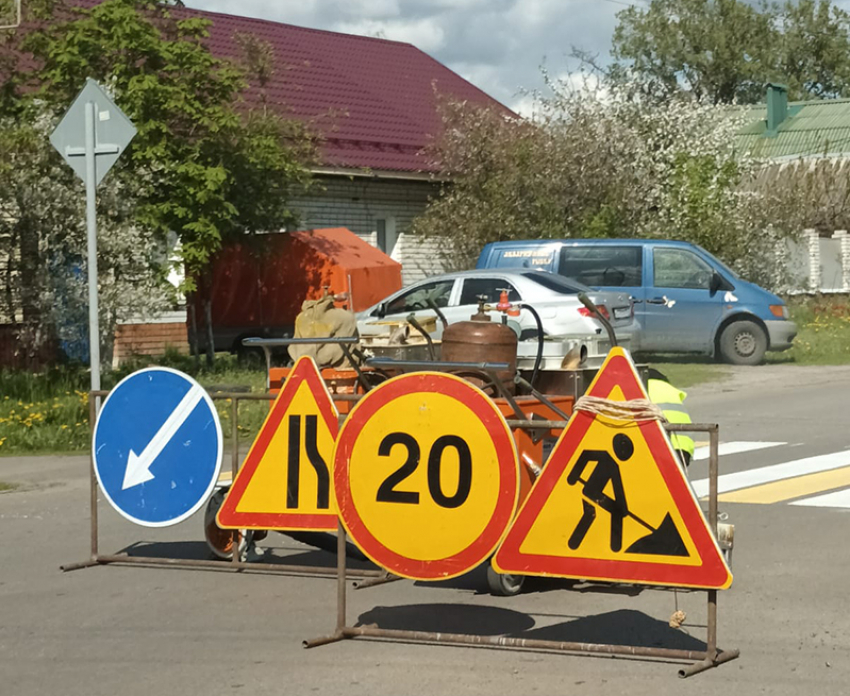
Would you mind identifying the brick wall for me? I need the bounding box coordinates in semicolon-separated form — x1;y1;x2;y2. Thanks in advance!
290;175;449;284
113;311;189;366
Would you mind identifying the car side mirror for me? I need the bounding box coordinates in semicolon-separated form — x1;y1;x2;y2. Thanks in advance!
709;271;733;296
374;302;386;318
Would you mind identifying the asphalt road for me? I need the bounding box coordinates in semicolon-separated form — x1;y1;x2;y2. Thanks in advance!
2;364;850;695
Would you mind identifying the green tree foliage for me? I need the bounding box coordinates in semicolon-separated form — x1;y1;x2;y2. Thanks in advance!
0;0;315;365
611;0;850;103
31;0;314;275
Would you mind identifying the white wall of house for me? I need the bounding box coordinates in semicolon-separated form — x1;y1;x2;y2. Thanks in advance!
289;175;449;284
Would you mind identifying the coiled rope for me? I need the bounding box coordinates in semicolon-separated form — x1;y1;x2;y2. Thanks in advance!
573;395;666;423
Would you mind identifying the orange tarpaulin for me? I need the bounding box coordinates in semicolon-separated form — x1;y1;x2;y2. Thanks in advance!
194;228;402;341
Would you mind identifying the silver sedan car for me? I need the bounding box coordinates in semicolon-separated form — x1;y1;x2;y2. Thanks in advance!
356;269;634;340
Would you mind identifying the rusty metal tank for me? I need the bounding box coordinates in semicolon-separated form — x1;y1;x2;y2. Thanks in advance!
441;302;518;394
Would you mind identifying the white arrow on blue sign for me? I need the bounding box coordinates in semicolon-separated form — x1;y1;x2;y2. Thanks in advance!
93;367;223;527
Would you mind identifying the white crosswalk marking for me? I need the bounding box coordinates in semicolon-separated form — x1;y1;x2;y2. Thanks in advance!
692;449;850;499
791;488;850;509
692;441;785;462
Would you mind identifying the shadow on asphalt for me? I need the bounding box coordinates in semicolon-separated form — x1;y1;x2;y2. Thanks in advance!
356;603;536;636
414;570;646;598
117;538;377;571
513;608;707;651
354;604;706;652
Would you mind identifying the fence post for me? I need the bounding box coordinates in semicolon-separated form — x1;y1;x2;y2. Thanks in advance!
833;230;850;293
804;229;820;292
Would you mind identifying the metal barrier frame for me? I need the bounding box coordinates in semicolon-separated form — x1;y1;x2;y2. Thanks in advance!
304;422;739;679
61;374;739;676
61;390;383;581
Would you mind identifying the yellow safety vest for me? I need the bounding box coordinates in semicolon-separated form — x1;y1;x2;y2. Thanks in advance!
647;379;695;458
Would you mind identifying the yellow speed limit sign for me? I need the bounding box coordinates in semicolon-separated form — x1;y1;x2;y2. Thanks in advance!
334;373;519;580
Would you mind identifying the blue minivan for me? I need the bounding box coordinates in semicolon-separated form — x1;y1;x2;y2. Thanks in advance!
476;239;797;364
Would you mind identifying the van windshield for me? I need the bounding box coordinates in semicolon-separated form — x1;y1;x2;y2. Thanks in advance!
521;271;591;294
695;244;740;279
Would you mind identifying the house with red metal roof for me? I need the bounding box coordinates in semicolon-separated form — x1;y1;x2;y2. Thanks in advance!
156;3;513;284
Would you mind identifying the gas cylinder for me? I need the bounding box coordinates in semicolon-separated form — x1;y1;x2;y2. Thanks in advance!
441;296;518;394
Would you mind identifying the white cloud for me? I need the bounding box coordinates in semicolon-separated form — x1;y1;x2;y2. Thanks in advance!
334;17;447;53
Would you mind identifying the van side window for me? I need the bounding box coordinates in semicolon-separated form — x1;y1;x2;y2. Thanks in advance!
459;278;521;305
653;248;714;289
558;246;642;287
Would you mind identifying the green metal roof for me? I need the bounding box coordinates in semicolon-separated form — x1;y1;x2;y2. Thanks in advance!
737;98;850;159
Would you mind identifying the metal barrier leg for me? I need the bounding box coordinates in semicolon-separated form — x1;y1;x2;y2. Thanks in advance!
230;397;241;568
90;394;99;562
303;520;349;648
353;569;402;590
62;395;102;572
678;426;739;677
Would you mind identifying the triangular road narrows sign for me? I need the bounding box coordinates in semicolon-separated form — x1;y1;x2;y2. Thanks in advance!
217;356;339;531
494;348;732;590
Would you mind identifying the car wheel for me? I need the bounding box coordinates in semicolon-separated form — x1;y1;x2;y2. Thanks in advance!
718;320;767;366
486;564;526;596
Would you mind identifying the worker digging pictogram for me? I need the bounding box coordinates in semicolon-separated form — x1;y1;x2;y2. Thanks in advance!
566;432;688;557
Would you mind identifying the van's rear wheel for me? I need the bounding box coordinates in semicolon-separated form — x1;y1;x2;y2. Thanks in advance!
718;320;767;365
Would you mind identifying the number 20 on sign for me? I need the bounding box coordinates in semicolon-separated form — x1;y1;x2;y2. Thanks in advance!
333;373;520;580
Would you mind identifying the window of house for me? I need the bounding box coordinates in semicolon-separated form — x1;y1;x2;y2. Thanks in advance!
375;217;398;256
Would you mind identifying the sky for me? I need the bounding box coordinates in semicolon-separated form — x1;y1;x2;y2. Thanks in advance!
187;0;630;115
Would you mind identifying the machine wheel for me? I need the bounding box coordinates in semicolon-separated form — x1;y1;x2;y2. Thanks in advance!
718;320;767;366
486;564;526;597
204;488;239;559
204;487;268;560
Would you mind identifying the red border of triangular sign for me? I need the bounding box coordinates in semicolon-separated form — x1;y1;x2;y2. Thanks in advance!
217;356;339;531
494;348;732;590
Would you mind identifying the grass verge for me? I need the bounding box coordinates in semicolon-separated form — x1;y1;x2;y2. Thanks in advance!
0;351;267;456
766;295;850;365
0;481;18;492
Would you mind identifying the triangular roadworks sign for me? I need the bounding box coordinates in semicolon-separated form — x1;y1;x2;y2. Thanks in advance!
217;356;339;532
494;348;732;590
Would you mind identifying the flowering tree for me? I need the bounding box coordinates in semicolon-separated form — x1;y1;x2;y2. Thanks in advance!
414;77;802;290
0;103;172;366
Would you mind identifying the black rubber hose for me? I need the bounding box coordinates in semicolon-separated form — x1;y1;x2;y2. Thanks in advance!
516;302;544;389
425;298;449;330
577;292;618;347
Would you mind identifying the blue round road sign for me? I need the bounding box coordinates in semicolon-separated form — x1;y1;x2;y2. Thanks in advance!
93;367;223;527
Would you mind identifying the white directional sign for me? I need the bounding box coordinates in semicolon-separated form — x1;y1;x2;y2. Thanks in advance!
49;78;137;186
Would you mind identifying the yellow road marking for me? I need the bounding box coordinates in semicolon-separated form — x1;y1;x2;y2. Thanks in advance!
717;465;850;504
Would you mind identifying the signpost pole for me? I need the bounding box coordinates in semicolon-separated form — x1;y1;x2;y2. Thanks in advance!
84;101;101;401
